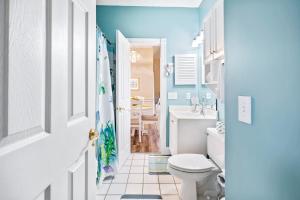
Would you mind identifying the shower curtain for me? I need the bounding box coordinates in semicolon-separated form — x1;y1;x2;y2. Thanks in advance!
96;26;117;184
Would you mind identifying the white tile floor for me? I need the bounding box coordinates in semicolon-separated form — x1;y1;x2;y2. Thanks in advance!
96;153;181;200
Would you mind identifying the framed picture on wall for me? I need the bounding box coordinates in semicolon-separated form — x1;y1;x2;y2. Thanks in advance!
130;78;139;90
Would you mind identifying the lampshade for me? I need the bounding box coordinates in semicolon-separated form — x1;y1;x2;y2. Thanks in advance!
196;31;204;44
192;39;198;48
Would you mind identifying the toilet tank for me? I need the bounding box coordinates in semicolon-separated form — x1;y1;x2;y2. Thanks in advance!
207;128;225;169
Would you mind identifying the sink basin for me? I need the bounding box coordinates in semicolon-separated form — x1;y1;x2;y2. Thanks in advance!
169;106;218;120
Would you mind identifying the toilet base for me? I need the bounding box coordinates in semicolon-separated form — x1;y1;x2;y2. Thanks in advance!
181;179;197;200
167;157;221;200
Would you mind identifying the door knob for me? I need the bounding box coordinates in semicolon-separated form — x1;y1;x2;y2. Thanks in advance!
116;106;123;111
117;106;125;111
89;129;98;146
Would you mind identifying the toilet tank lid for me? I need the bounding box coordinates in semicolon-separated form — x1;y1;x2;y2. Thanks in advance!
168;154;215;173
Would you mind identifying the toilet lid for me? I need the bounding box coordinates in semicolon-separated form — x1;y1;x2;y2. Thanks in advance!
168;154;215;173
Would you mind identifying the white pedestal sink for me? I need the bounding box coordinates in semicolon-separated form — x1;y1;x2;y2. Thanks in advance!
169;106;218;155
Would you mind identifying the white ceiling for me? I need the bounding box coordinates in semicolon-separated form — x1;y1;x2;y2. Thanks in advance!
96;0;203;8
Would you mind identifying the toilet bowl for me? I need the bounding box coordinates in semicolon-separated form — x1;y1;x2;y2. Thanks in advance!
168;154;221;200
168;128;225;200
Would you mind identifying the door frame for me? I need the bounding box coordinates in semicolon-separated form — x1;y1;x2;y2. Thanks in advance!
128;38;168;154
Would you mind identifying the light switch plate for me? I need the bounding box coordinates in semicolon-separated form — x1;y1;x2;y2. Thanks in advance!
238;96;252;124
168;92;178;100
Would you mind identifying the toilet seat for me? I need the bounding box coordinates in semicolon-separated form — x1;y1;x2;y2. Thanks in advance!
168;154;215;173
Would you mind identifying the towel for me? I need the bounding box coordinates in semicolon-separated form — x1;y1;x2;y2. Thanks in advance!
216;121;225;134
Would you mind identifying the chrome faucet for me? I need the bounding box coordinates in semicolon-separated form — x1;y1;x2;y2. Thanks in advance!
191;96;207;115
199;96;206;116
193;103;199;112
191;96;199;112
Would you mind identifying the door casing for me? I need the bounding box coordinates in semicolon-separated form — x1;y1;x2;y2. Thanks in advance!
128;38;168;154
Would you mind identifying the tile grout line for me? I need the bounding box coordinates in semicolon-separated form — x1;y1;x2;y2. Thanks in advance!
158;174;162;197
108;155;132;198
173;176;179;194
124;157;133;195
104;181;112;199
142;157;145;195
173;175;180;197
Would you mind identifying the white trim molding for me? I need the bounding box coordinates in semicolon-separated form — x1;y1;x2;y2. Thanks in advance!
128;38;168;153
97;0;203;8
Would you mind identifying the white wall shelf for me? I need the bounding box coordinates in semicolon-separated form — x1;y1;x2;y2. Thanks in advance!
174;54;197;85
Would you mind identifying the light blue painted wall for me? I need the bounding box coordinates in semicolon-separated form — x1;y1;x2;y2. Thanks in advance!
96;6;215;146
225;0;300;199
199;0;217;22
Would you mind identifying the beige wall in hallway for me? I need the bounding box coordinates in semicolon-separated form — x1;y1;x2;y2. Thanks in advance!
131;48;154;100
153;47;160;104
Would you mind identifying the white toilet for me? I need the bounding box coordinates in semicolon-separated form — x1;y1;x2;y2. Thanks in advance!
168;128;225;200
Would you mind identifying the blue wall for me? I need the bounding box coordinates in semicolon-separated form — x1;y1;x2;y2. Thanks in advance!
199;0;217;23
225;0;300;199
96;6;215;145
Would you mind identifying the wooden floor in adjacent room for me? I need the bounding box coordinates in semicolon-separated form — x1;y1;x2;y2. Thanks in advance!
131;124;160;153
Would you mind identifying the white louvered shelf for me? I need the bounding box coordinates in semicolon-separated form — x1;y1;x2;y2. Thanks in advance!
174;54;197;85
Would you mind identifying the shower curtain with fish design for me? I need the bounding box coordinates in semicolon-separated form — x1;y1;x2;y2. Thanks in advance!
96;26;117;184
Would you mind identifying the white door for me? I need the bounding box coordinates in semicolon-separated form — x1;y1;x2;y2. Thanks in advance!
0;0;96;199
116;30;131;169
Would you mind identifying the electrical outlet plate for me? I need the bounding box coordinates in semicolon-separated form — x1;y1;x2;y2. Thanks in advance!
168;92;178;100
238;96;252;124
206;92;212;99
185;93;191;100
